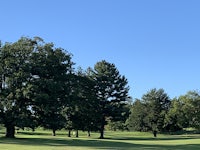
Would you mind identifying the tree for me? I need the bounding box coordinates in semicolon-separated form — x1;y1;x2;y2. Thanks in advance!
164;91;200;132
142;88;170;137
30;40;74;136
164;98;188;132
0;37;35;138
90;60;129;139
108;101;131;131
180;91;200;130
126;99;149;132
65;69;100;137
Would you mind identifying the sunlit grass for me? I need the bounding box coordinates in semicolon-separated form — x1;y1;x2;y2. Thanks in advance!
0;129;200;150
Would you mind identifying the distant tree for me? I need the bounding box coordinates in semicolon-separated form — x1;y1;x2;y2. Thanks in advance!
164;91;200;132
107;120;128;131
142;88;170;137
164;98;188;132
126;99;149;132
181;91;200;130
108;102;130;131
0;37;35;138
90;60;129;139
30;40;74;136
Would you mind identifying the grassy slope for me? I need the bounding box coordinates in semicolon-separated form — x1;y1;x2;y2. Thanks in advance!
0;130;200;150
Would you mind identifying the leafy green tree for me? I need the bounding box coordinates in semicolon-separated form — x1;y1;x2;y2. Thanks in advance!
165;91;200;132
142;88;170;137
126;99;149;131
65;69;100;137
108;102;130;131
181;91;200;130
0;37;35;138
164;97;188;132
30;40;74;136
107;120;128;131
90;60;129;139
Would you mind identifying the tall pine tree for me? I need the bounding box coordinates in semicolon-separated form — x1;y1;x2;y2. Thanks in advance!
90;60;129;139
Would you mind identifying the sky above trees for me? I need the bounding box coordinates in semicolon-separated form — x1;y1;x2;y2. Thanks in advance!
1;0;200;99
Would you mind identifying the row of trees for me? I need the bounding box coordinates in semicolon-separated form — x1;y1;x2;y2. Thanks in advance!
0;37;199;139
0;37;129;138
126;89;200;137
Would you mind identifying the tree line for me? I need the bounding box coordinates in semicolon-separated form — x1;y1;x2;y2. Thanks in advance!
0;37;199;139
126;89;200;137
0;37;129;138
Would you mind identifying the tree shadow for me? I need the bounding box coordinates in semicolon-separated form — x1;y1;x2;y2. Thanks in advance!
16;132;52;136
0;131;68;136
106;136;200;141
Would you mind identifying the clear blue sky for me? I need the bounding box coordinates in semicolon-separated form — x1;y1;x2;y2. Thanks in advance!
1;0;200;99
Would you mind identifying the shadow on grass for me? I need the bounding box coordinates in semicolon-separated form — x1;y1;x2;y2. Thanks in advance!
0;136;200;150
17;132;52;136
0;131;68;136
106;136;200;141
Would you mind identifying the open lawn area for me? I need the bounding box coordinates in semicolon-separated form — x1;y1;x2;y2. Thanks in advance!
0;130;200;150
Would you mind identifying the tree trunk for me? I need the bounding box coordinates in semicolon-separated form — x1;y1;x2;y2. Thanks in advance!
99;117;105;139
153;130;157;138
99;128;104;139
99;124;105;139
5;125;15;138
68;130;71;137
76;130;78;138
87;130;91;137
52;129;56;136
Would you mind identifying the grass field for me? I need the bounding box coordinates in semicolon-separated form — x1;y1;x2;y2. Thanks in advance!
0;129;200;150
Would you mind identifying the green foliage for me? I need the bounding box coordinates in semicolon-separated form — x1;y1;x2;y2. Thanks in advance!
0;37;36;137
126;99;150;131
107;120;128;131
127;89;171;136
164;91;200;132
65;70;100;134
127;90;200;134
29;40;74;135
142;88;171;133
164;98;188;132
89;60;130;138
183;91;200;130
0;37;74;137
2;37;200;140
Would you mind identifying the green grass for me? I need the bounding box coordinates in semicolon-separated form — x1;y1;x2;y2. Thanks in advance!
0;130;200;150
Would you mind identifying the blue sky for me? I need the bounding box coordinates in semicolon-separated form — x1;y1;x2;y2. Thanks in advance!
1;0;200;99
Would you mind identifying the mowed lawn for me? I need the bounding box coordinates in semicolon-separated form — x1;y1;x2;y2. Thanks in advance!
0;130;200;150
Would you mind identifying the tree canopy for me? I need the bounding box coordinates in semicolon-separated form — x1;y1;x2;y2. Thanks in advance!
0;37;130;138
1;37;200;139
89;60;130;138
